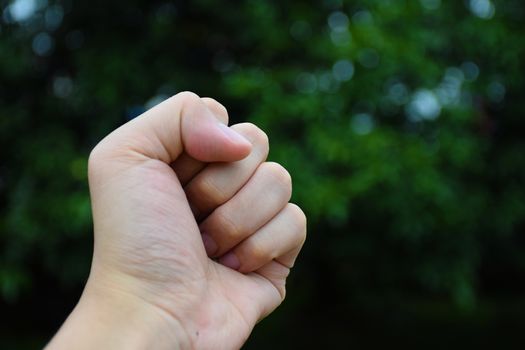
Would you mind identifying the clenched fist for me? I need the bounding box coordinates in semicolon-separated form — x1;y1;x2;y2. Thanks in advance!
47;92;306;350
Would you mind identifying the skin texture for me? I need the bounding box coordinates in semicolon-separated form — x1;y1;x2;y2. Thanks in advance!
46;92;307;350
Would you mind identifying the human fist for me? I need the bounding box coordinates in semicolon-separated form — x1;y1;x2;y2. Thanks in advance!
47;92;306;350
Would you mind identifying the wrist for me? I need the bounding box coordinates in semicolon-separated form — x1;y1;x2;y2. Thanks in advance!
46;274;191;350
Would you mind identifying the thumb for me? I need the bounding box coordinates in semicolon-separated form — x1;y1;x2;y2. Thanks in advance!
181;95;251;162
91;91;251;173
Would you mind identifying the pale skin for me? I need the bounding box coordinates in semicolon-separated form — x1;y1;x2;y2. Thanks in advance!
46;92;307;350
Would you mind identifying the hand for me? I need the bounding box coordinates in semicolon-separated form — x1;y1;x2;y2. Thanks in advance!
47;92;306;350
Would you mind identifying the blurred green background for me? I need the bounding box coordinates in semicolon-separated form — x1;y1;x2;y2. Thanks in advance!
1;0;525;348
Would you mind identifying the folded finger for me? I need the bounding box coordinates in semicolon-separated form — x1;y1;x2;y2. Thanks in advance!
199;162;292;257
185;123;269;220
219;203;307;273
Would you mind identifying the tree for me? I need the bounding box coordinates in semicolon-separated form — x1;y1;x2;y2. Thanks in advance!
1;0;524;348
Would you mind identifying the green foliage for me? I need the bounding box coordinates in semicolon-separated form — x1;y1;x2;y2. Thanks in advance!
1;0;525;347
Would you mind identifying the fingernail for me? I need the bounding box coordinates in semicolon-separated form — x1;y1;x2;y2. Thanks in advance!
219;252;240;270
218;123;250;145
201;233;217;256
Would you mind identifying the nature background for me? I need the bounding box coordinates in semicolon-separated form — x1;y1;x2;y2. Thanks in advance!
1;0;524;348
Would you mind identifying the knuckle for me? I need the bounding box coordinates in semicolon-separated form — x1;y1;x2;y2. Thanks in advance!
176;91;201;103
214;208;243;243
233;123;269;156
188;176;225;208
201;97;228;117
246;239;271;263
261;162;292;195
173;91;202;112
287;203;307;243
244;123;269;149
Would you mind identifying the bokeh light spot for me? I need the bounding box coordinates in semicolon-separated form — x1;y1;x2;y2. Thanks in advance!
5;0;37;23
468;0;495;19
461;61;480;82
487;81;506;103
328;11;349;32
52;76;73;98
351;113;374;135
44;5;64;31
330;30;352;46
352;10;373;25
387;82;409;105
32;32;54;56
435;67;464;106
318;72;340;93
407;89;441;121
332;59;354;82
